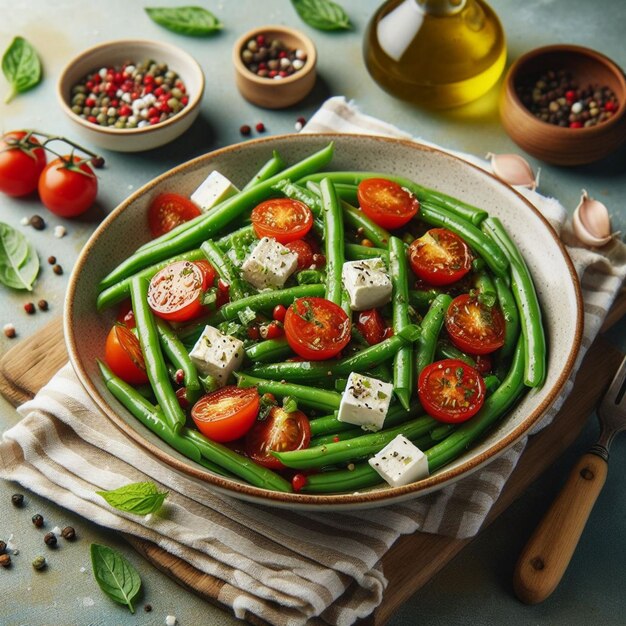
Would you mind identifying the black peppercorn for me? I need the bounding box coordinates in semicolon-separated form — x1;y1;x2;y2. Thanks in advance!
61;526;76;541
239;124;251;136
47;256;57;265
0;540;6;553
37;299;49;311
144;604;153;613
44;532;57;547
32;513;44;528
30;214;46;230
0;554;11;567
11;493;24;507
52;264;63;275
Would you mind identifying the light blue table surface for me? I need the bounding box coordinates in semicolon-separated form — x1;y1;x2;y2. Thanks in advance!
1;1;625;625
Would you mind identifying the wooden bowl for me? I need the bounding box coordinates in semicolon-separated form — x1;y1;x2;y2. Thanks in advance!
500;44;626;166
57;39;205;152
233;25;317;109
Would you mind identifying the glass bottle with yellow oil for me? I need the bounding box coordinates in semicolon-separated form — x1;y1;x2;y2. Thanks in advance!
364;0;506;108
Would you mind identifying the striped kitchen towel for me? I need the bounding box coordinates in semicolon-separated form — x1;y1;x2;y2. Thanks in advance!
1;96;625;626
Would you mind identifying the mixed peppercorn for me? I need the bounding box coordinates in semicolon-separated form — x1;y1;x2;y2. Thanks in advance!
70;60;189;128
241;34;307;79
517;69;619;128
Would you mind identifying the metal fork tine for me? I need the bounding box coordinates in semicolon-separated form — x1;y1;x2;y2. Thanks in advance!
601;355;626;409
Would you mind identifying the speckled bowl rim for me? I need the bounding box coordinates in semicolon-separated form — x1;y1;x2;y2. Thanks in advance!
64;133;583;509
504;43;626;135
56;38;205;137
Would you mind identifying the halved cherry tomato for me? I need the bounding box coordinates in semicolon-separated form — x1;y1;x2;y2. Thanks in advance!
105;324;149;385
147;260;207;322
356;309;385;346
418;359;486;423
356;178;419;229
285;239;314;269
245;406;311;469
191;386;260;442
0;131;47;197
445;294;505;355
194;259;217;287
408;228;472;286
148;192;201;238
284;297;351;360
251;198;313;244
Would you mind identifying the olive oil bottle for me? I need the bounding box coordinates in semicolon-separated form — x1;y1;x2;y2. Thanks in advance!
364;0;506;108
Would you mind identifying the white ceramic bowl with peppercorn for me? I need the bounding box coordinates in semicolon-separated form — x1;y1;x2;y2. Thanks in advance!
57;39;205;153
233;25;317;109
500;44;626;166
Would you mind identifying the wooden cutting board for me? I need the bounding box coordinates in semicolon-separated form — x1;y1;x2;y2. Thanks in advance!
0;302;624;626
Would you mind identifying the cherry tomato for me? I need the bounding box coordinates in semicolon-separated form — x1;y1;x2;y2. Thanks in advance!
38;156;98;217
115;301;136;329
148;192;201;238
291;473;308;492
272;304;287;323
356;178;419;229
418;359;486;423
445;294;505;355
251;198;313;244
247;325;261;341
284;239;314;270
245;406;311;469
356;309;385;346
105;324;149;385
194;259;217;287
0;131;47;197
176;387;191;409
147;260;208;322
284;297;351;360
408;228;473;286
261;320;284;340
191;386;260;442
474;354;493;375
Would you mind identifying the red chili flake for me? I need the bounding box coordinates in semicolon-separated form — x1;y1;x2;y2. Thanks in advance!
255;122;266;133
239;124;252;136
291;474;308;492
24;302;36;315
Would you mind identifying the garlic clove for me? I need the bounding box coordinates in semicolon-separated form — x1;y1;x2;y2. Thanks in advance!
487;153;538;190
572;190;614;247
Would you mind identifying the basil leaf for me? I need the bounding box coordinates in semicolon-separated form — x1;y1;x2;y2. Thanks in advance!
145;6;223;36
90;544;142;614
0;222;39;291
2;36;42;103
291;0;351;31
96;481;168;515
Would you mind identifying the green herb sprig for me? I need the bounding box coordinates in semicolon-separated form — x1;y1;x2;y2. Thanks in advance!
96;481;168;515
145;6;223;36
0;222;39;291
2;36;42;103
90;544;142;613
291;0;352;31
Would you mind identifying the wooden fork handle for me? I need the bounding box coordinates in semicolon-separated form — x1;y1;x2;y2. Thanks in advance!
513;452;608;604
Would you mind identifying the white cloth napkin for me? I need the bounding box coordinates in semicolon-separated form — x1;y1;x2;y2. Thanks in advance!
1;96;625;626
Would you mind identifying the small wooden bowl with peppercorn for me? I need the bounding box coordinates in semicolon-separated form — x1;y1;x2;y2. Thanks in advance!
57;39;205;152
500;44;626;166
233;25;317;109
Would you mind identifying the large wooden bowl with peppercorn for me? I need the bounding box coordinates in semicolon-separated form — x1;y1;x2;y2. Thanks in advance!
65;134;582;510
500;44;626;166
57;39;205;152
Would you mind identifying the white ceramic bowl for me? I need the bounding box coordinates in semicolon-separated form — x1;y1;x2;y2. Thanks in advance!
57;39;205;152
64;134;583;510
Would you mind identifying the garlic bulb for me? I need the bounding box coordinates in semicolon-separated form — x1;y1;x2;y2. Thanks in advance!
572;190;614;247
487;153;538;190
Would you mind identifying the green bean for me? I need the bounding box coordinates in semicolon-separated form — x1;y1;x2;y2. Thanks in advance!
298;171;488;225
345;243;389;263
272;179;322;215
200;240;252;301
310;428;366;448
130;276;186;432
389;236;413;410
216;224;256;252
320;178;346;308
333;183;359;206
474;270;497;308
96;248;205;311
300;462;383;493
435;340;476;367
245;324;420;383
408;288;440;312
493;275;521;376
426;338;526;472
180;428;292;492
245;337;292;363
483;374;501;394
99;143;335;291
235;372;342;413
155;318;200;396
98;361;202;463
243;150;286;190
274;415;434;469
415;294;453;376
482;217;545;387
419;201;509;277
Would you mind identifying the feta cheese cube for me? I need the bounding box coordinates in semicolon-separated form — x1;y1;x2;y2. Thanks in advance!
189;326;244;386
241;237;298;290
190;171;239;212
337;372;393;432
368;435;429;487
342;258;392;311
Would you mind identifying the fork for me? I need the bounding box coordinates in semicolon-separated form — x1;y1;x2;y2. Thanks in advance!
513;354;626;604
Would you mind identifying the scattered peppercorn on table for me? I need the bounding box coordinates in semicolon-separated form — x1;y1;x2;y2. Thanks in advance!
1;1;626;626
